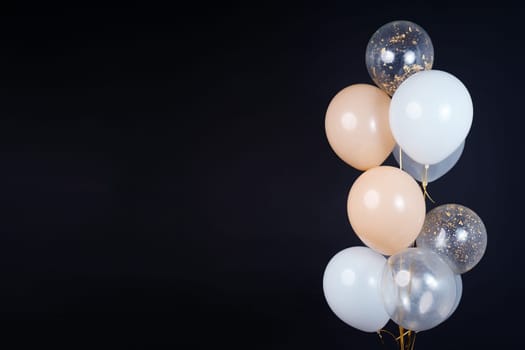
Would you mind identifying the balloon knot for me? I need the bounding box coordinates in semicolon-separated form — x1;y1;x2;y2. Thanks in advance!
422;164;436;203
422;182;436;203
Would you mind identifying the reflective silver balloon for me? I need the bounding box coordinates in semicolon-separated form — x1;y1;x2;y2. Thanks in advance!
381;248;456;332
366;20;434;96
416;204;487;274
393;141;465;183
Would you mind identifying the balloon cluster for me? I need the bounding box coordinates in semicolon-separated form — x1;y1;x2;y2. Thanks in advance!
322;21;487;348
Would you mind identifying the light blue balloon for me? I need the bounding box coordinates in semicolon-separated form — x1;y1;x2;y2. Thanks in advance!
448;275;463;319
393;141;465;183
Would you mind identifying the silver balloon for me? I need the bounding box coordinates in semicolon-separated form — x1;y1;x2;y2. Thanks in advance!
381;248;457;332
393;141;465;183
416;204;487;274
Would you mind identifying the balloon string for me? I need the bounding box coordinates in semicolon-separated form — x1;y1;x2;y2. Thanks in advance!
399;325;405;350
396;330;410;341
377;329;397;344
402;330;416;350
377;332;385;345
377;327;416;349
422;164;435;203
410;332;417;350
399;147;403;170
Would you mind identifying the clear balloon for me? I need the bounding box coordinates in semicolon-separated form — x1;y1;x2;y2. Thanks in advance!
323;246;389;332
392;141;465;183
389;70;473;165
325;84;395;170
347;166;426;256
381;248;457;332
448;275;463;319
416;204;487;274
366;20;434;96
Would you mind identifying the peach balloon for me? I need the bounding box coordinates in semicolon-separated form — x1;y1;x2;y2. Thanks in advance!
347;166;426;256
325;84;395;171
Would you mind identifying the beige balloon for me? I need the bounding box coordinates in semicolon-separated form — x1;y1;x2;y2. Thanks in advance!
347;166;426;256
325;84;395;171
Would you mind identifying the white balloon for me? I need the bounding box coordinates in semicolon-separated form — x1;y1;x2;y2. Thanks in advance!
323;246;389;332
389;70;473;165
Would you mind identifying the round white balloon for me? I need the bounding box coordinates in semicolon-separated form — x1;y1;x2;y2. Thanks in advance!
323;246;389;332
389;70;473;165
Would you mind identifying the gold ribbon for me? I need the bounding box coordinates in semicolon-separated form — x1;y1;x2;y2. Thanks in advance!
377;327;417;349
377;329;397;344
410;332;417;350
422;164;435;203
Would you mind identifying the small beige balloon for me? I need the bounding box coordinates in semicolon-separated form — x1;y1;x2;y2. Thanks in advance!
325;84;395;171
347;166;426;256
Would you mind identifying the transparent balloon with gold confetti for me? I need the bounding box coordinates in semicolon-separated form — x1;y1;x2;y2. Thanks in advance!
365;20;434;96
323;19;486;350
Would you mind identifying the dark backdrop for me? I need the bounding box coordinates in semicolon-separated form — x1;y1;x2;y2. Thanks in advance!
0;2;521;349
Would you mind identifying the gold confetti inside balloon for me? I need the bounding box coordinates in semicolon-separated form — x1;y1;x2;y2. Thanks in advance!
365;20;434;96
416;204;487;274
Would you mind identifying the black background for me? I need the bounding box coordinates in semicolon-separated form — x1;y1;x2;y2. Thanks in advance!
0;2;521;349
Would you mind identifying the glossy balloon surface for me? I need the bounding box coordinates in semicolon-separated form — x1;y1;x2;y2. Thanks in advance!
366;20;433;96
381;248;457;332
